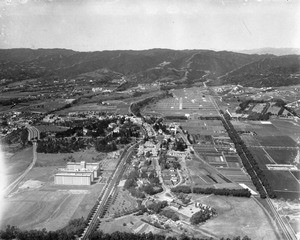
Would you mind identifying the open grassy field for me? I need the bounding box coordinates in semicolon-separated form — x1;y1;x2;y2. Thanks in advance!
99;215;163;235
249;148;274;169
1;166;104;231
191;195;281;240
271;119;300;142
5;147;33;185
56;103;119;115
232;121;282;136
36;149;106;167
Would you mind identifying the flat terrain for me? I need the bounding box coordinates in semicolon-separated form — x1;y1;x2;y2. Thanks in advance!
192;195;281;240
0;166;104;231
0;148;118;231
36;149;106;167
4;147;33;185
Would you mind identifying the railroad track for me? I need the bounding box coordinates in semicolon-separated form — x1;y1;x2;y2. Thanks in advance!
80;142;138;240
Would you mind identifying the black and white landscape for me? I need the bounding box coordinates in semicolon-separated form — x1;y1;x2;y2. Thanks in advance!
0;1;299;240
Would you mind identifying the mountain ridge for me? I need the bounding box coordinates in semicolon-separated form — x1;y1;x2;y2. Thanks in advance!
0;48;299;88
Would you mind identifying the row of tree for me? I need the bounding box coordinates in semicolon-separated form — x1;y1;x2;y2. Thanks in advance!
89;231;252;240
171;186;251;198
221;114;276;198
0;218;86;240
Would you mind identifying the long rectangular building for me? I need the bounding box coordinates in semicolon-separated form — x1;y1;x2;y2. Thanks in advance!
55;172;93;185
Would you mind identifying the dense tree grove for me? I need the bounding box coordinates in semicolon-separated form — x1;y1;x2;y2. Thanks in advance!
0;218;86;240
0;224;252;240
37;119;140;153
160;209;180;221
190;208;216;225
171;186;251;197
36;137;89;153
123;168;163;197
147;201;168;214
20;128;29;146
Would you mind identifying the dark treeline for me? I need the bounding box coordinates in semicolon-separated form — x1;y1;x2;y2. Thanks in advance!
89;231;252;240
36;137;89;153
130;92;170;117
171;186;251;198
164;115;188;120
220;114;276;198
0;224;252;240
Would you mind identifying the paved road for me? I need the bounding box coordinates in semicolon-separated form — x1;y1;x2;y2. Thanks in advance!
4;142;37;197
26;125;40;140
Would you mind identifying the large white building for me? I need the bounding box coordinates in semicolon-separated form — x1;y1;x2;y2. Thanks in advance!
54;161;100;186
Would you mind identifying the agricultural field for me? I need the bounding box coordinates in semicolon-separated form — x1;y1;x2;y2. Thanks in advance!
263;170;300;200
256;135;297;147
217;168;251;184
249;148;275;169
265;149;299;165
291;171;300;180
186;157;228;186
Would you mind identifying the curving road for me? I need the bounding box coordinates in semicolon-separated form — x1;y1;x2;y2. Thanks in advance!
4;142;37;197
26;125;40;141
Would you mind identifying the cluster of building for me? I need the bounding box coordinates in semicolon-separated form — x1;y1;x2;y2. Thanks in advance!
54;161;100;186
137;141;159;157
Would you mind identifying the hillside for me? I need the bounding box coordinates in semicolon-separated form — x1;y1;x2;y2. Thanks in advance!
238;48;300;56
0;48;299;88
219;55;300;87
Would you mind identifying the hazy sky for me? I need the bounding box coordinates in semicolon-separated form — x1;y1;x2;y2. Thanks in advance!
0;0;299;51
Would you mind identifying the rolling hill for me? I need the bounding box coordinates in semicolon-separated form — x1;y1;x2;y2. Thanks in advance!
219;55;300;87
0;48;299;88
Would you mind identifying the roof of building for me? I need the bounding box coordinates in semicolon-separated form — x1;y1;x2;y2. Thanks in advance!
55;172;92;177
